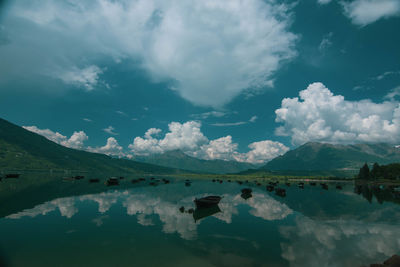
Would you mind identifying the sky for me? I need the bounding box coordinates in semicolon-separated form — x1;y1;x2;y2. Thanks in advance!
0;0;399;164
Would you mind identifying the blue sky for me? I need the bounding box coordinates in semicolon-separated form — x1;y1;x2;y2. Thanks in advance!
0;0;399;164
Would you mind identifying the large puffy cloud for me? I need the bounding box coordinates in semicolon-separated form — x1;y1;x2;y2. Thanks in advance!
88;137;125;157
23;126;88;149
129;121;288;164
129;121;208;156
2;0;297;107
342;0;400;26
275;82;400;145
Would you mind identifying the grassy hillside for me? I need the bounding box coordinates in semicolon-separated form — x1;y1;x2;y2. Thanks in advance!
0;118;180;175
134;149;257;174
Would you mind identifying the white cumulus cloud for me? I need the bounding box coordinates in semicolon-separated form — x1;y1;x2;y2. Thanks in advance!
5;0;297;107
275;82;400;145
88;137;125;157
23;126;88;149
342;0;400;26
129;121;288;164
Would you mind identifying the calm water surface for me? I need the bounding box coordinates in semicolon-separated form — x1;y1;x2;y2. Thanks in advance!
1;179;399;267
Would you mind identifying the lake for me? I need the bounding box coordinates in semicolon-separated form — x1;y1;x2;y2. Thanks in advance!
1;178;399;267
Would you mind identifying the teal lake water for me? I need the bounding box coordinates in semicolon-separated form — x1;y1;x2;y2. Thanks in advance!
1;179;399;267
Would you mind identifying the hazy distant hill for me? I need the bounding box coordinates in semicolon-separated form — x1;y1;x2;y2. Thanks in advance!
0;118;179;175
134;149;257;174
262;142;400;174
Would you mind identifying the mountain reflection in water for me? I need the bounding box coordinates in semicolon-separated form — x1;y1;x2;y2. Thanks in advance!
1;181;400;267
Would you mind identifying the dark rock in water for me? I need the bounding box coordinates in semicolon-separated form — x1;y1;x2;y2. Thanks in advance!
179;206;185;213
149;182;157;186
285;182;291;187
5;173;20;179
228;180;231;182
266;185;274;192
321;183;328;190
219;180;223;184
275;187;286;197
106;178;119;186
119;176;125;180
241;188;252;194
139;178;146;181
237;181;243;185
131;179;140;184
212;179;216;182
188;208;194;214
336;185;343;190
185;182;191;187
310;182;316;186
241;192;252;200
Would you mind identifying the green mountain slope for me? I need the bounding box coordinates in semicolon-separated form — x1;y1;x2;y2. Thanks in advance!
134;149;257;174
0;118;179;175
262;142;400;173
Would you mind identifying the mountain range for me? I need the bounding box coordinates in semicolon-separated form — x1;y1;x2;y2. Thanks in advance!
1;117;400;177
262;142;400;176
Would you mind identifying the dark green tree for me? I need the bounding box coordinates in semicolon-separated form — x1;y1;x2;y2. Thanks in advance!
370;162;380;179
358;163;370;180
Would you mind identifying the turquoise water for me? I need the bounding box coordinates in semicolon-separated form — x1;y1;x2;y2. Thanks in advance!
1;179;399;267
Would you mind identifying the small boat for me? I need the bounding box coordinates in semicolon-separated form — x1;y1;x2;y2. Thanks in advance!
237;181;243;185
149;182;157;186
275;188;286;197
139;178;146;181
89;178;100;183
106;177;119;186
310;182;316;186
194;196;222;208
241;188;252;194
74;175;84;180
336;185;343;190
119;176;125;180
321;183;328;190
285;182;291;187
131;179;140;184
298;183;304;189
266;185;274;192
212;179;216;182
185;181;191;187
5;173;20;179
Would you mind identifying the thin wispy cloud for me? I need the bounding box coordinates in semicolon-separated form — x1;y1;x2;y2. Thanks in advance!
103;126;118;135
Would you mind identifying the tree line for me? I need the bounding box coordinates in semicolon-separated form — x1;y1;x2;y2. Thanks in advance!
357;162;400;180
